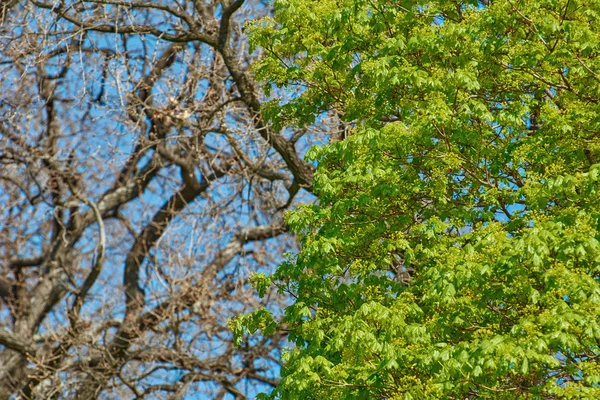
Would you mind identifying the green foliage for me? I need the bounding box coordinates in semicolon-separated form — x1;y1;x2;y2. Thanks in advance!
235;0;600;397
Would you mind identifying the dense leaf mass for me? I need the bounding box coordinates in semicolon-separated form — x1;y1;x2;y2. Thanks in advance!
233;0;600;398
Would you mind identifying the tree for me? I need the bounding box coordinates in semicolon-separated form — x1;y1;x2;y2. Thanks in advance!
0;0;327;398
234;0;600;398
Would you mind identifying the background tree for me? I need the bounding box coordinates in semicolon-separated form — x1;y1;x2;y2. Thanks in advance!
236;0;600;398
0;0;330;398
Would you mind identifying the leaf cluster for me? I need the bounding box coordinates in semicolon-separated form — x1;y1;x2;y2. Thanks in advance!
236;0;600;398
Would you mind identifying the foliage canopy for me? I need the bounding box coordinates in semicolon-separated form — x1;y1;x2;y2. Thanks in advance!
234;0;600;398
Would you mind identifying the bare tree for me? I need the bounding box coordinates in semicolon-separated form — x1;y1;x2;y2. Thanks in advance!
0;0;325;398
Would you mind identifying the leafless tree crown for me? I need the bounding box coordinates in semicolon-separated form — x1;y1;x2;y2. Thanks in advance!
0;0;329;398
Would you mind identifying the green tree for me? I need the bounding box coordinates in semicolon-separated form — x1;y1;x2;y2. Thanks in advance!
233;0;600;398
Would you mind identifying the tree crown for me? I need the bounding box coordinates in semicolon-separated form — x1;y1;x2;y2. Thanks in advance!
234;0;600;398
